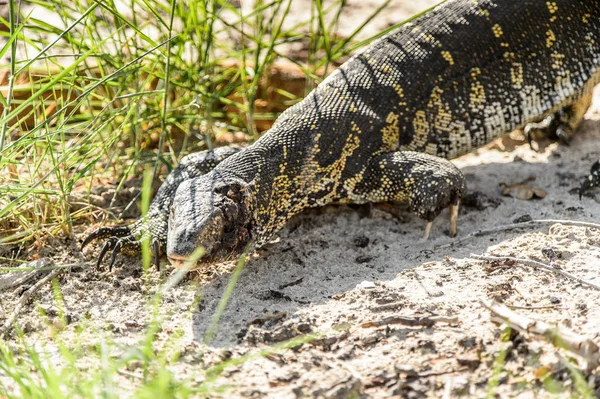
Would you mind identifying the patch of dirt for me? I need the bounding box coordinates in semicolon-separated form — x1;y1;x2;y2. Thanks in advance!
2;1;600;398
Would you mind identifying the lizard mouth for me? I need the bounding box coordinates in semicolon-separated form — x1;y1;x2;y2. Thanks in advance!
167;254;199;270
167;243;246;270
167;253;221;270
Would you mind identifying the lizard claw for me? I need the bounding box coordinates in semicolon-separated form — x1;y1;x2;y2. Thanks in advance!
108;237;141;271
109;239;123;271
422;221;433;240
152;239;161;270
523;110;571;150
555;126;571;146
421;199;460;241
97;237;119;268
449;200;459;238
524;124;537;150
83;225;147;270
82;226;131;250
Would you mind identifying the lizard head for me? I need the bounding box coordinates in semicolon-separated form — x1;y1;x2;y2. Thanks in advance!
166;174;254;269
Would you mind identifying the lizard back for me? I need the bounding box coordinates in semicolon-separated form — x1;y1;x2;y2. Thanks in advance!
216;0;600;236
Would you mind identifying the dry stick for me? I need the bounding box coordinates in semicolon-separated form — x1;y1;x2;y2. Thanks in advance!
434;219;600;251
471;253;600;291
0;258;54;292
507;305;562;310
396;366;469;379
369;301;406;312
419;368;469;378
0;268;63;336
361;315;459;328
480;299;600;371
117;369;144;381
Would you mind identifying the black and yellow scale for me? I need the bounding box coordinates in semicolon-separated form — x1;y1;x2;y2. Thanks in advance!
83;0;600;269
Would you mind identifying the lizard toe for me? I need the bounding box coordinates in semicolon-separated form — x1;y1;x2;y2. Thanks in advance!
97;237;119;268
152;239;161;270
84;226;144;270
108;237;141;271
82;226;131;250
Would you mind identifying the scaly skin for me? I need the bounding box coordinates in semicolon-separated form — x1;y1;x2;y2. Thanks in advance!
84;0;600;269
82;146;242;269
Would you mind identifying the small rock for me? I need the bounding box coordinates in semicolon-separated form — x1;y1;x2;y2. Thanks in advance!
361;334;380;345
457;356;481;370
355;255;373;264
418;340;436;353
541;248;558;263
124;320;143;329
353;235;370;248
324;376;362;399
513;214;533;223
458;336;478;349
576;302;588;315
394;363;418;378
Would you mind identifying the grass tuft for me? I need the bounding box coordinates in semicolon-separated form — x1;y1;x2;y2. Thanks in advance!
0;0;376;250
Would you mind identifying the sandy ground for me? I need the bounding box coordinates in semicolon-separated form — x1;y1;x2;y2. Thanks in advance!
1;1;600;398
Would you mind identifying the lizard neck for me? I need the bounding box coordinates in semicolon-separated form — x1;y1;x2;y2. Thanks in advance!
214;118;348;246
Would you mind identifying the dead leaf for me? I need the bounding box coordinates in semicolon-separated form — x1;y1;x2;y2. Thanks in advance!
499;183;547;200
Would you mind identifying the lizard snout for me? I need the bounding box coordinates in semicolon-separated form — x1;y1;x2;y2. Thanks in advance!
166;179;226;268
165;176;255;269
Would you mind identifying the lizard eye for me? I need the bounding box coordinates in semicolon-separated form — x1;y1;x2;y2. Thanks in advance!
226;188;241;202
213;184;228;195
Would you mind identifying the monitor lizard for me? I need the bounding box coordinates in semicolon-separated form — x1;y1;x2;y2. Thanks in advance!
83;0;600;269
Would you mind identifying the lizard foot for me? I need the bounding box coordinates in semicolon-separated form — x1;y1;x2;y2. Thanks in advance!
524;92;593;151
580;161;600;199
524;110;571;151
356;151;465;240
421;198;461;240
82;224;163;270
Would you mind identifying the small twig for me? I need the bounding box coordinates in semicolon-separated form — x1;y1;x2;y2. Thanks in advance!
471;254;600;291
507;305;562;310
117;369;144;381
400;367;469;378
361;315;459;328
480;299;600;371
369;301;406;312
434;219;600;250
421;369;469;377
1;268;63;336
0;258;53;292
